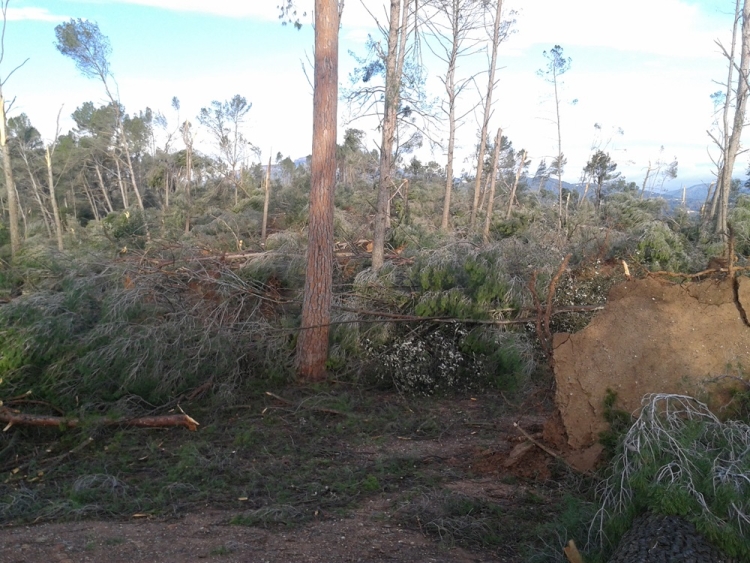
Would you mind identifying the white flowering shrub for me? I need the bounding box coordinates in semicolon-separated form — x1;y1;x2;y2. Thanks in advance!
368;324;534;396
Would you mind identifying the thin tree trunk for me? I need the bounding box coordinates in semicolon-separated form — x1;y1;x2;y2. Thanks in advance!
483;127;502;243
718;0;750;237
262;156;271;243
184;147;192;234
479;171;491;213
640;161;653;200
45;146;64;251
113;154;129;209
82;175;101;222
94;161;114;213
506;149;525;219
20;153;52;237
716;0;743;235
373;0;411;271
0;89;20;259
296;0;340;381
440;2;459;231
553;65;564;229
164;166;169;209
470;0;503;229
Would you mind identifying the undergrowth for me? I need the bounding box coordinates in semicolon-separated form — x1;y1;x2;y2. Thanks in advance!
592;393;750;560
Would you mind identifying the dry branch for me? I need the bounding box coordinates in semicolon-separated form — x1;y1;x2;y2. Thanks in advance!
0;406;199;432
563;539;585;563
528;254;572;361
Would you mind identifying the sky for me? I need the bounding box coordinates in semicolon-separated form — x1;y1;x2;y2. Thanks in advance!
0;0;742;191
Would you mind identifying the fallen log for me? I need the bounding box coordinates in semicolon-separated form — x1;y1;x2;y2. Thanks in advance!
0;406;199;432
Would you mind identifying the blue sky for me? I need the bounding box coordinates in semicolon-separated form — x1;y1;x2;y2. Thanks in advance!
0;0;742;191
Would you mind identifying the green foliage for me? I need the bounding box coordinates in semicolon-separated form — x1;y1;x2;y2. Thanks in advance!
411;246;517;319
597;390;633;458
594;394;750;559
0;252;293;413
636;221;688;271
729;195;750;255
603;192;665;231
102;210;148;248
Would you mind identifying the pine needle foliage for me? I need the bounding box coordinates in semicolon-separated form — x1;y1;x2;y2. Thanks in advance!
0;250;293;415
592;394;750;559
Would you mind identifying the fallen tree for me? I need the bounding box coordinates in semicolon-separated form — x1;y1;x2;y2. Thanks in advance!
0;406;199;432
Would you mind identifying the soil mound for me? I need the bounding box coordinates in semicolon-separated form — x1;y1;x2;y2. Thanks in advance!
553;276;750;450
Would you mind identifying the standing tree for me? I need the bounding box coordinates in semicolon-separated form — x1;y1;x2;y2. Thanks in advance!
198;95;253;206
282;0;343;381
505;149;527;219
180;119;194;234
0;0;26;259
708;0;750;238
469;0;507;229
583;150;618;209
482;127;502;242
421;0;484;231
640;146;678;200
55;19;146;214
538;45;572;229
8;114;52;238
372;0;416;271
44;108;65;251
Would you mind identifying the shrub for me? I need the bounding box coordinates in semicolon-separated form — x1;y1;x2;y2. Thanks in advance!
592;394;750;559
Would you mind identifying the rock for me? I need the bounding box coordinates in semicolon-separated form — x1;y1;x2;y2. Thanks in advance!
608;513;735;563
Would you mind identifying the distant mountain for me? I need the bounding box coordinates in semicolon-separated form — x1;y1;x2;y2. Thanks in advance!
527;177;582;193
661;184;711;203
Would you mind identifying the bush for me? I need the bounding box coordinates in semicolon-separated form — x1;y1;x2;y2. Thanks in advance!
592;394;750;559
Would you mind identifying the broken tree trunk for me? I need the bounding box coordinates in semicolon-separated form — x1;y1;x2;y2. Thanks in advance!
0;407;199;432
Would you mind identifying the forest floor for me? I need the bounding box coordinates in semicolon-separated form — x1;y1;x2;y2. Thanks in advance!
0;383;595;563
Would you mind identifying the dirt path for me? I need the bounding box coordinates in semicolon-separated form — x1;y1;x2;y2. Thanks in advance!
2;500;510;563
0;399;561;563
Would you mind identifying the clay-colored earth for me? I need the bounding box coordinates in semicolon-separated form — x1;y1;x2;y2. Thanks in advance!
6;275;749;561
554;276;750;451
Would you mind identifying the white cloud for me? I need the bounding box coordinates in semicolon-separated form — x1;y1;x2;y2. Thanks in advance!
98;0;300;20
6;7;69;22
504;0;725;58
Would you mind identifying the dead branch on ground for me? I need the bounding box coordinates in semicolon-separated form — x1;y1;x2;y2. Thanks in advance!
0;406;199;432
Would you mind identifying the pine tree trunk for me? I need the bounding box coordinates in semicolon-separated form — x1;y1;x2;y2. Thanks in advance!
373;0;410;271
506;149;525;220
45;146;64;251
94;161;114;214
262;157;271;244
0;89;20;259
470;0;503;229
482;128;502;243
296;0;339;381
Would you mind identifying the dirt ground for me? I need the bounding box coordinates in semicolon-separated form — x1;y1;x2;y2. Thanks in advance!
554;276;750;450
0;409;559;563
15;273;743;562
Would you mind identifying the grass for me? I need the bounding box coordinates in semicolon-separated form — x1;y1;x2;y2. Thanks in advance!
0;382;600;560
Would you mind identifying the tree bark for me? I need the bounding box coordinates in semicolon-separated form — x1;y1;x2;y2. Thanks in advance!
0;89;20;259
20;151;53;238
506;149;525;219
93;161;114;214
717;0;750;237
373;0;411;271
469;0;503;229
45;146;64;251
262;156;272;244
482;128;502;243
295;0;339;381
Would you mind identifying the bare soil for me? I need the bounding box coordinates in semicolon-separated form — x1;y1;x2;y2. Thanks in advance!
0;398;564;563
